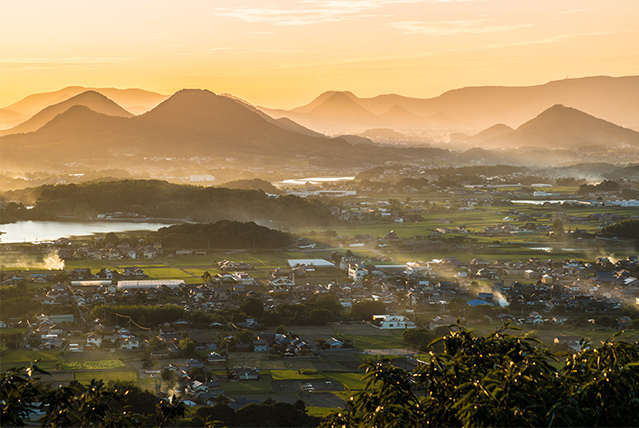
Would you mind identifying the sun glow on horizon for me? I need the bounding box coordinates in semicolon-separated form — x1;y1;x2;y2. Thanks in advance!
1;0;638;109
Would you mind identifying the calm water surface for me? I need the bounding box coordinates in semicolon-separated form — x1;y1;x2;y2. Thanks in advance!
0;220;169;243
278;176;355;186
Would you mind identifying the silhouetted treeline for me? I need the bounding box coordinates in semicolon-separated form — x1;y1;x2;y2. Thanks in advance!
153;220;291;249
217;178;280;194
90;303;186;326
601;218;639;241
4;180;337;226
578;179;620;194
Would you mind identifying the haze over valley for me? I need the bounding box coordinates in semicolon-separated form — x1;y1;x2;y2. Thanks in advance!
1;76;638;191
2;2;639;426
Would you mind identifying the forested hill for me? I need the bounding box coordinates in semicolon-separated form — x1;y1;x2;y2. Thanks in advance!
6;180;337;226
152;220;292;249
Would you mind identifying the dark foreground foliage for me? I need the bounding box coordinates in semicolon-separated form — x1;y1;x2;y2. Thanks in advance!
1;364;185;427
4;325;639;427
186;400;320;427
322;325;639;428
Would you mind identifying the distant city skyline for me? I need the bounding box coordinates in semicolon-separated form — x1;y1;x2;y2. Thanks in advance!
2;0;638;109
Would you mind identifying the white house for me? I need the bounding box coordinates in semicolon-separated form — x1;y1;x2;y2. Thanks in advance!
372;315;416;329
120;336;140;350
269;277;295;291
348;263;368;281
86;334;102;348
232;272;256;285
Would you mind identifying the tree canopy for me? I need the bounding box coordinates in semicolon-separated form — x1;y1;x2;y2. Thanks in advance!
153;220;291;249
601;218;639;241
6;179;337;226
322;325;639;428
1;364;185;428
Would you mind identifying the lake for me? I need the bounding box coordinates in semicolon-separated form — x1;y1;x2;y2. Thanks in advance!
510;200;572;205
277;176;355;186
0;220;170;244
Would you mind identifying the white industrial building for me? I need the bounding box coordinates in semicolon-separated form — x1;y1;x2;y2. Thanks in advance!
287;259;335;268
117;280;185;289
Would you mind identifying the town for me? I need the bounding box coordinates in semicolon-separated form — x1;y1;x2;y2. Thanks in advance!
2;230;639;419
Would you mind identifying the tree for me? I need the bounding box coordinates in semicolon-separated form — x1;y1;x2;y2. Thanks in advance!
553;218;565;236
178;337;196;357
240;297;264;319
401;328;437;352
1;365;186;427
351;301;386;322
309;308;333;325
193;403;236;427
104;232;120;246
322;325;639;428
141;353;157;369
161;368;179;388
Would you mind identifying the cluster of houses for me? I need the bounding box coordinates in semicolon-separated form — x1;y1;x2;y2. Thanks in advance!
11;313;144;352
158;359;225;406
217;260;254;271
3;246;638;363
52;238;162;261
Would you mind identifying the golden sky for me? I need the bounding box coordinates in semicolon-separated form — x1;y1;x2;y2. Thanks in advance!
1;0;638;109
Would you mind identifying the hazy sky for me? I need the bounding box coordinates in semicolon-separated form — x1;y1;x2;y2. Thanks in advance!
1;0;638;108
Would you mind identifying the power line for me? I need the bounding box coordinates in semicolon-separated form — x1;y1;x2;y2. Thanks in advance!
106;310;151;331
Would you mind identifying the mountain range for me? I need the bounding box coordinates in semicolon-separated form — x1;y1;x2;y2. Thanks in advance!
1;91;133;136
260;75;639;134
1;76;638;170
0;86;167;129
489;104;639;149
0;89;365;168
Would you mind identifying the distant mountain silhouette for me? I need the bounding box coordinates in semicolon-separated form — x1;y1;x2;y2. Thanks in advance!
598;97;639;130
261;76;639;133
0;89;359;166
2;91;133;135
130;89;350;155
263;91;470;134
4;86;167;118
307;92;377;125
274;117;325;137
219;93;325;138
378;105;425;128
471;124;515;143
1;88;454;169
357;128;406;141
490;104;639;148
291;90;359;114
0;108;26;130
3;105;131;162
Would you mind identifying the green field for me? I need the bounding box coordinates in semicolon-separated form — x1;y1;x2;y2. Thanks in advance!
0;350;59;370
260;360;287;370
73;370;138;383
60;360;127;370
307;407;341;417
326;372;367;391
270;369;326;381
354;335;405;350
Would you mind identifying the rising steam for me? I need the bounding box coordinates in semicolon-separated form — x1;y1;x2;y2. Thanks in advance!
44;251;65;270
1;250;65;270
